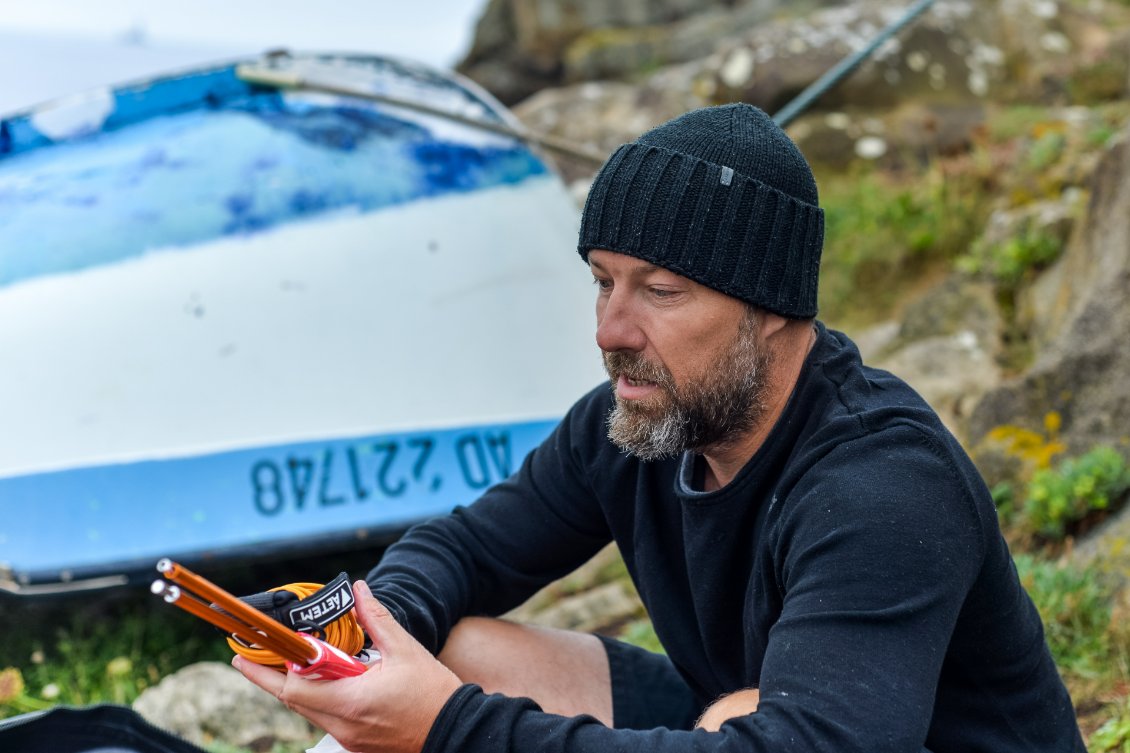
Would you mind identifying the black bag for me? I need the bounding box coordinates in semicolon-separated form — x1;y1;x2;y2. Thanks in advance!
0;704;207;753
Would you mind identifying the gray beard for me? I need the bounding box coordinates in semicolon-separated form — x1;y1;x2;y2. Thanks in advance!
606;401;695;462
604;314;769;462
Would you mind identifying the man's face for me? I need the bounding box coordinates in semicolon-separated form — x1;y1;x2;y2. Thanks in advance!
589;249;769;461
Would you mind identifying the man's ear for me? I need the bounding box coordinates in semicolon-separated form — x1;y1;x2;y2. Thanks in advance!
757;310;791;339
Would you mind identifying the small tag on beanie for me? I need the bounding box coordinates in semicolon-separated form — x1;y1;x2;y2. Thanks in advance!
720;166;734;186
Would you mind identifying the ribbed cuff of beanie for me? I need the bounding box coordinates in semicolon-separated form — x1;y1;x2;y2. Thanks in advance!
577;141;823;319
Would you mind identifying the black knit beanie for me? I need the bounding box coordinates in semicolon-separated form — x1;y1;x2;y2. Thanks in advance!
578;103;823;319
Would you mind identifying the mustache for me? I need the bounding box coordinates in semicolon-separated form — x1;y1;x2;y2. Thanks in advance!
602;351;674;389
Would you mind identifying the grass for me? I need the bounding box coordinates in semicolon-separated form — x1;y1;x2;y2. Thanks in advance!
1013;555;1122;682
813;155;994;329
0;548;384;735
0;592;234;714
1011;554;1130;748
1091;701;1130;753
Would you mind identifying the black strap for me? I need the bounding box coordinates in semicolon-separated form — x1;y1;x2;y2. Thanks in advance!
284;572;355;632
216;572;354;639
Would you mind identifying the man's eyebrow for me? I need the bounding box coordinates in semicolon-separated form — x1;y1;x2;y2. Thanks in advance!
633;262;677;280
588;259;668;277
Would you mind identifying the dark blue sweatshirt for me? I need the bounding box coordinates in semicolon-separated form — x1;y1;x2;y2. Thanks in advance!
367;324;1084;752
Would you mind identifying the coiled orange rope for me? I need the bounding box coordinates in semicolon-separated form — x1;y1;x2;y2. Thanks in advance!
226;582;366;671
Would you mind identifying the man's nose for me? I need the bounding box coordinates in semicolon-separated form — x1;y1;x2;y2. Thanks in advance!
595;291;646;353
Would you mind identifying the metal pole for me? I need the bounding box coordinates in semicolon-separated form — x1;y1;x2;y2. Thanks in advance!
236;64;608;167
772;0;937;128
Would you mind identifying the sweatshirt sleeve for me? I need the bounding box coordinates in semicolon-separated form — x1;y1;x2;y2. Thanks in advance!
419;424;990;753
424;685;798;753
747;423;987;752
365;385;615;654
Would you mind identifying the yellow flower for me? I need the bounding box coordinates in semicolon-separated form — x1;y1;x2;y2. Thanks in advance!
106;657;133;677
0;667;26;704
1043;411;1062;439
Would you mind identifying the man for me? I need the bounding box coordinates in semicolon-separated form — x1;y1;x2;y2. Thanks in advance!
235;103;1085;752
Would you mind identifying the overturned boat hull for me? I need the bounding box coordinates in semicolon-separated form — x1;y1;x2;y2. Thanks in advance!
0;53;603;594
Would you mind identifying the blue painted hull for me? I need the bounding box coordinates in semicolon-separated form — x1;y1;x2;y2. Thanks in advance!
0;53;603;593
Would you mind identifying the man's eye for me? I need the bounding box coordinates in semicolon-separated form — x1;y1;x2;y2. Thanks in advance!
593;277;612;290
650;287;676;298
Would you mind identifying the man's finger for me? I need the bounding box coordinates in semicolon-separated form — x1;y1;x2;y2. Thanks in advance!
234;655;348;715
232;657;353;736
233;656;289;699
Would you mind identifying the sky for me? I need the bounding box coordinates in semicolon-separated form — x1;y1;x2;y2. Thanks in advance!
0;0;487;113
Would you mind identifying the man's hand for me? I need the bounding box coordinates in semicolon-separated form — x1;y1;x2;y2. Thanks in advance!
234;581;463;753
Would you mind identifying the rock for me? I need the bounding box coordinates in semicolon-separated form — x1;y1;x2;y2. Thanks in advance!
703;1;1003;113
896;274;1001;350
783;112;869;169
710;0;1130;112
845;319;900;363
975;197;1078;257
504;544;646;633
877;331;1002;441
459;58;557;109
493;0;1130;173
561;2;779;84
133;661;315;750
1069;498;1130;587
888;102;988;158
847;275;1003;441
786;101;988;170
514;77;707;182
968;122;1130;457
1009;190;1088;345
1002;0;1130;104
508;580;645;633
458;0;754;104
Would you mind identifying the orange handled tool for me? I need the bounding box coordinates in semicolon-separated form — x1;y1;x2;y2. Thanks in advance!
152;558;371;680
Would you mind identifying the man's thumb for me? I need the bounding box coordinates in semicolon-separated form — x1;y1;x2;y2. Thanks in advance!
352;580;405;654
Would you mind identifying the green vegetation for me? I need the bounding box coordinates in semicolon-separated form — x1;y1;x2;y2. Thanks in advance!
1011;554;1130;753
1026;130;1068;172
811;101;1122;330
816;164;989;326
986;414;1130;541
618;618;664;654
958;225;1064;290
1024;447;1130;539
988;438;1130;746
0;596;318;753
813;102;1130;374
1091;702;1130;753
984;105;1058;143
0;597;232;715
1013;555;1119;680
1068;59;1130;105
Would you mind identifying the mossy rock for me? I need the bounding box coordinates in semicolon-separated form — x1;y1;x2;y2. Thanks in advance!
896;274;1001;350
564;25;672;82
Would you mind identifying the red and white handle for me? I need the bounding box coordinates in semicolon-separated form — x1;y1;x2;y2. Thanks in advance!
286;632;374;680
